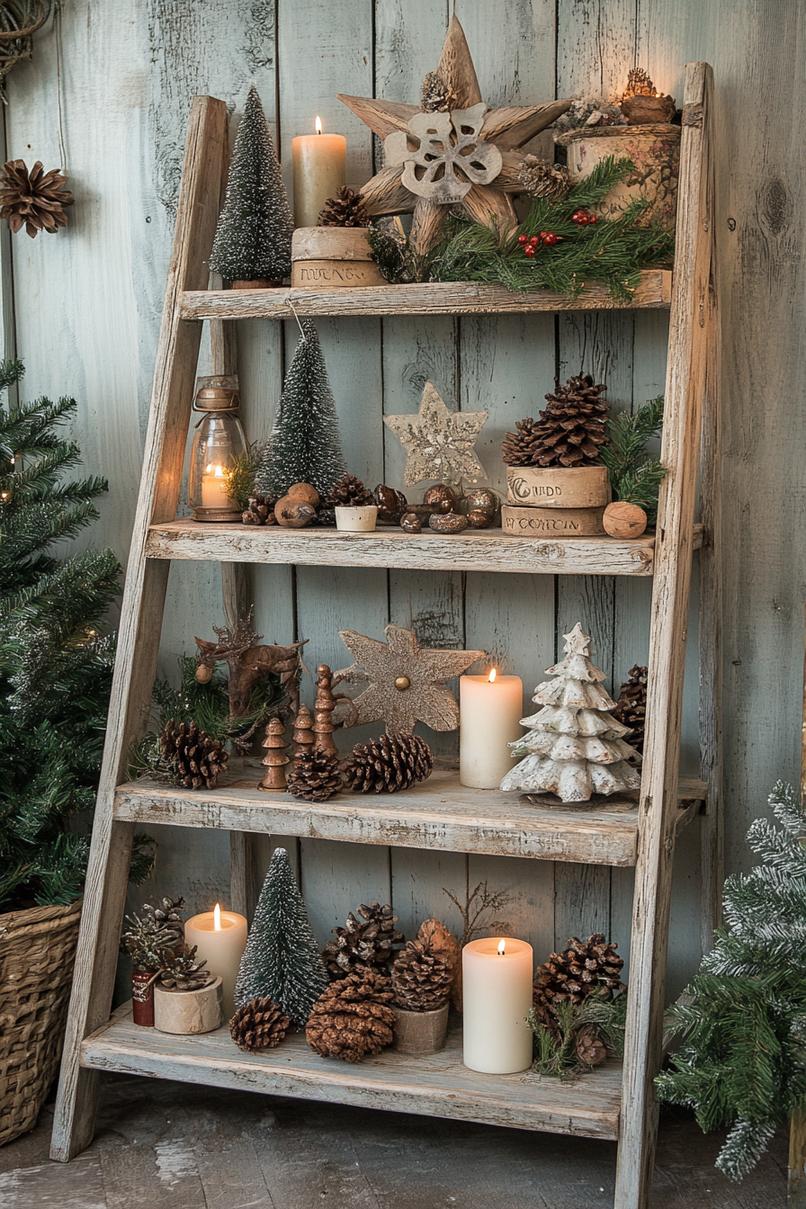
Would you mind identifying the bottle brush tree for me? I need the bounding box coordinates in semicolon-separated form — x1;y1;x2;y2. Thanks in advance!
209;85;293;286
0;358;122;910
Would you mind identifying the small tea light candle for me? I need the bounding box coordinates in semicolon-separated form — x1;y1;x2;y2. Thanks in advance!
184;903;247;1018
292;116;347;228
459;669;523;788
462;936;533;1074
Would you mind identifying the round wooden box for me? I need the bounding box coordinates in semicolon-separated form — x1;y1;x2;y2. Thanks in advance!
291;227;385;288
154;976;223;1035
502;504;605;537
506;465;610;509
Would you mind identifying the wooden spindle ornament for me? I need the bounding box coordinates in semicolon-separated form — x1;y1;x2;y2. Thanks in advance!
313;664;337;755
258;717;290;790
292;705;315;758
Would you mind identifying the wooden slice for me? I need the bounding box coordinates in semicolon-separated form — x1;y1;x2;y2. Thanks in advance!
502;504;605;536
505;465;610;508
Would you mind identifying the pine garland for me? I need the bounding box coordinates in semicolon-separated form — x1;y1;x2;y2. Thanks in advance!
429;157;674;300
528;992;627;1078
656;782;806;1182
600;396;666;522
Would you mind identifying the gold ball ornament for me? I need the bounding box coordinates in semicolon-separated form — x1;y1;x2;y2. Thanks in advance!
195;663;213;685
603;501;648;539
395;675;412;691
286;482;320;509
466;508;493;529
423;484;457;514
429;511;468;534
459;488;499;518
399;511;422;533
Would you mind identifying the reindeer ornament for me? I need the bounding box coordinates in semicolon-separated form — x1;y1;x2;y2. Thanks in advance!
194;611;307;718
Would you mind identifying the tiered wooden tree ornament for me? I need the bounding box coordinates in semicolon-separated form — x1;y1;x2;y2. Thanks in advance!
501;623;641;802
338;16;571;254
258;718;289;790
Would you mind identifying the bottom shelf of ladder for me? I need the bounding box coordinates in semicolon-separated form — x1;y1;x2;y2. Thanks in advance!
82;1003;622;1141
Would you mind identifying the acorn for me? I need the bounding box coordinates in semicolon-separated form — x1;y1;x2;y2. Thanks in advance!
274;495;316;528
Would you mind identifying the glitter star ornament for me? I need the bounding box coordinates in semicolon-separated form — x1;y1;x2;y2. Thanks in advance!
333;624;484;735
384;381;488;489
338;16;571;253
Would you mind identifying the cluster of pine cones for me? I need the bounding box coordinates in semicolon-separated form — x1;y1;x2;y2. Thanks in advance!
501;374;609;469
532;932;625;1069
286;730;433;803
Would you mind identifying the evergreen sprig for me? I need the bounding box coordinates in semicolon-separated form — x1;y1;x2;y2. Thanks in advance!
429;156;674;300
600;396;666;522
528;992;627;1079
656;781;806;1182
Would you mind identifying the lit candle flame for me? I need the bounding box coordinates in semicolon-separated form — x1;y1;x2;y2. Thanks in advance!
213;902;222;931
315;115;323;135
497;938;506;956
205;463;226;478
488;668;497;684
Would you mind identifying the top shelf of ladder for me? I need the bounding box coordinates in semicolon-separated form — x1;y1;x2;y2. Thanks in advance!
179;270;672;322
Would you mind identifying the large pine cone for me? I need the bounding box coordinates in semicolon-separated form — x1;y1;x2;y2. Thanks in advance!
159;720;229;790
322;902;404;977
502;375;608;468
613;664;648;755
305;969;395;1061
318;186;369;228
0;159;74;238
230;997;290;1052
534;934;625;1007
326;471;374;507
344;732;433;794
287;749;342;801
392;937;453;1011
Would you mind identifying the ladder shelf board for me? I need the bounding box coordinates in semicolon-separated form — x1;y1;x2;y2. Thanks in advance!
179;272;672;321
114;764;706;867
82;1005;622;1140
145;521;703;577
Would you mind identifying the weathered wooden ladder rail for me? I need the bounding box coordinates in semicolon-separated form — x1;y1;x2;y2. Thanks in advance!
49;61;719;1209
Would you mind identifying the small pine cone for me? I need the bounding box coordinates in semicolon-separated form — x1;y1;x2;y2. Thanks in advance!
159;720;229;790
421;70;456;113
534;933;625;1007
516;155;571;201
287;749;342;802
530;374;609;468
343;732;433;794
318;186;369;228
415;919;460;982
322;902;405;977
392;937;453;1011
613;664;648;755
574;1023;608;1068
326;471;374;507
158;945;211;991
230;997;291;1052
501;416;544;467
242;494;277;525
305;969;395;1061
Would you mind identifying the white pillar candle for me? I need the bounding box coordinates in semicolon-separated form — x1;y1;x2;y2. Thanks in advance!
200;464;231;511
184;903;247;1019
462;937;533;1074
459;669;523;788
292;117;347;228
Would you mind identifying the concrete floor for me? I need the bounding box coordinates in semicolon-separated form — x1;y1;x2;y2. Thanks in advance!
0;1076;787;1208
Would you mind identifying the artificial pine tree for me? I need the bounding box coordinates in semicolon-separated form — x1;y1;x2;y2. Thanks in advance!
0;359;122;909
656;781;806;1182
254;320;345;498
500;623;641;802
209;85;293;286
234;846;328;1026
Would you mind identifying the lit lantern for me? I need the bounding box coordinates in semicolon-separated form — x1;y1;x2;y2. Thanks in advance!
188;375;247;522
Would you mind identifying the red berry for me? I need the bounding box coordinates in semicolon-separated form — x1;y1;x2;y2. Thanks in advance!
588;213;599;224
543;232;560;246
523;245;536;258
529;235;539;246
539;230;549;241
517;233;528;245
572;209;589;225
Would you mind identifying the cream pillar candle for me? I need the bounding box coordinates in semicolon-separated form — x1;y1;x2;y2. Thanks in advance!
184;903;247;1019
459;669;523;788
291;117;347;228
462;936;533;1074
200;464;231;511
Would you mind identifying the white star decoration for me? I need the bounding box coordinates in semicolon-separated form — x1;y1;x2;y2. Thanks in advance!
384;380;488;488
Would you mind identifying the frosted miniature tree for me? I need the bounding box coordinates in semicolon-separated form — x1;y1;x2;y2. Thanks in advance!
234;846;328;1026
209;86;293;285
255;320;345;498
500;623;641;802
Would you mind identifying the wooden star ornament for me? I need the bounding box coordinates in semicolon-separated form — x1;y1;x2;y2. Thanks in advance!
384;380;488;488
333;624;485;734
338;16;571;254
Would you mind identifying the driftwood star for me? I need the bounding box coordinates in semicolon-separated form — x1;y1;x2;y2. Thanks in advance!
338;15;570;253
333;624;484;735
384;380;488;488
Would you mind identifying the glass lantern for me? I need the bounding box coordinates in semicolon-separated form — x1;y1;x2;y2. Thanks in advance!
188;375;247;522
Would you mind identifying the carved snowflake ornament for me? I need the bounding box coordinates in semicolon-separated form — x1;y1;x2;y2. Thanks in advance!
384;104;502;204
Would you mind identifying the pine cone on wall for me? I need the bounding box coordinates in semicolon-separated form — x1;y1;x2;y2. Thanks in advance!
306;968;396;1061
392;937;453;1011
318;186;369;228
613;664;648;755
322;901;405;977
159;720;229;790
343;732;433;794
0;159;73;237
534;933;625;1007
230;997;290;1051
286;749;342;801
326;472;374;507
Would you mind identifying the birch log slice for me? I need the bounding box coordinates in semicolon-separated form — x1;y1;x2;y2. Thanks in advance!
506;465;610;508
502;505;605;536
154;976;223;1035
291;227;385;288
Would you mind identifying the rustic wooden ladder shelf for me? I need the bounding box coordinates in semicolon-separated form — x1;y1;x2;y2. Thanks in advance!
51;62;719;1209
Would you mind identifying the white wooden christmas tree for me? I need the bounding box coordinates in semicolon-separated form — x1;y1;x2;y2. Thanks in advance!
500;623;642;802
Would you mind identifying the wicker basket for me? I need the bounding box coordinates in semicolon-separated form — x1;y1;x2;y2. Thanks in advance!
0;899;82;1146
